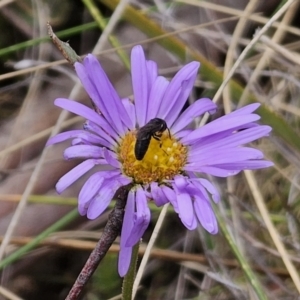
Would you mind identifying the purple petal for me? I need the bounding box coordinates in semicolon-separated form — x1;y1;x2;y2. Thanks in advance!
71;138;82;146
56;159;97;193
230;103;260;116
190;179;211;202
146;60;158;90
173;176;197;230
146;76;169;122
118;190;135;277
46;130;83;146
142;187;152;199
55;98;103;127
171;98;217;134
194;196;218;234
176;192;197;230
161;185;179;213
76;55;130;135
185;165;240;177
78;170;121;214
54;98;119;140
118;174;133;187
190;126;272;156
188;147;264;166
64;145;103;160
174;129;193;139
74;60;102;109
160;62;200;126
214;160;274;170
83;121;118;147
197;178;220;203
181;114;260;144
126;187;150;246
158;87;181;120
179;178;202;197
150;182;169;206
187;128;234;148
80;132;113;149
173;174;188;189
87;175;125;219
131;45;148;126
121;98;136;129
103;148;121;168
78;172;105;215
188;123;261;150
76;57;125;134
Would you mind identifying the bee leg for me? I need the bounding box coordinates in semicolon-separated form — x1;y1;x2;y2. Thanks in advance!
167;128;171;138
153;134;162;147
153;134;169;155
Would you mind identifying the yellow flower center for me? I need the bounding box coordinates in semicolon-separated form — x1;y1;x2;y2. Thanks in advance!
118;130;188;184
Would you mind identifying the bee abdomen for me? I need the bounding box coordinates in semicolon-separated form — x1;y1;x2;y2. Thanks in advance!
134;138;151;160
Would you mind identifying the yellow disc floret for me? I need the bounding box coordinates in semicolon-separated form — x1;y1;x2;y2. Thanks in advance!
118;130;188;184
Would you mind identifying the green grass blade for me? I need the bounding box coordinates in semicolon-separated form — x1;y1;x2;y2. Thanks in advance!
0;22;97;57
0;208;78;270
216;208;268;300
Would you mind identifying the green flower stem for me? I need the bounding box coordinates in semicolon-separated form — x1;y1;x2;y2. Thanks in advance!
122;242;140;300
0;208;78;270
216;208;268;300
99;0;300;154
82;0;130;70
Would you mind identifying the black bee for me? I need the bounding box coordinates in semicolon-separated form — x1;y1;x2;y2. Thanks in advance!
134;118;170;160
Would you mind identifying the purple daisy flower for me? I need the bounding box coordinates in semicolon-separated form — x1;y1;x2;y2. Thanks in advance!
47;45;273;276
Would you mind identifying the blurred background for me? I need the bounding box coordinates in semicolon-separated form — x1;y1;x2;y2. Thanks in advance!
1;0;300;299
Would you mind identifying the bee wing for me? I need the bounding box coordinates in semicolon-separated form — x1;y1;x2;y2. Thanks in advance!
138;132;152;140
